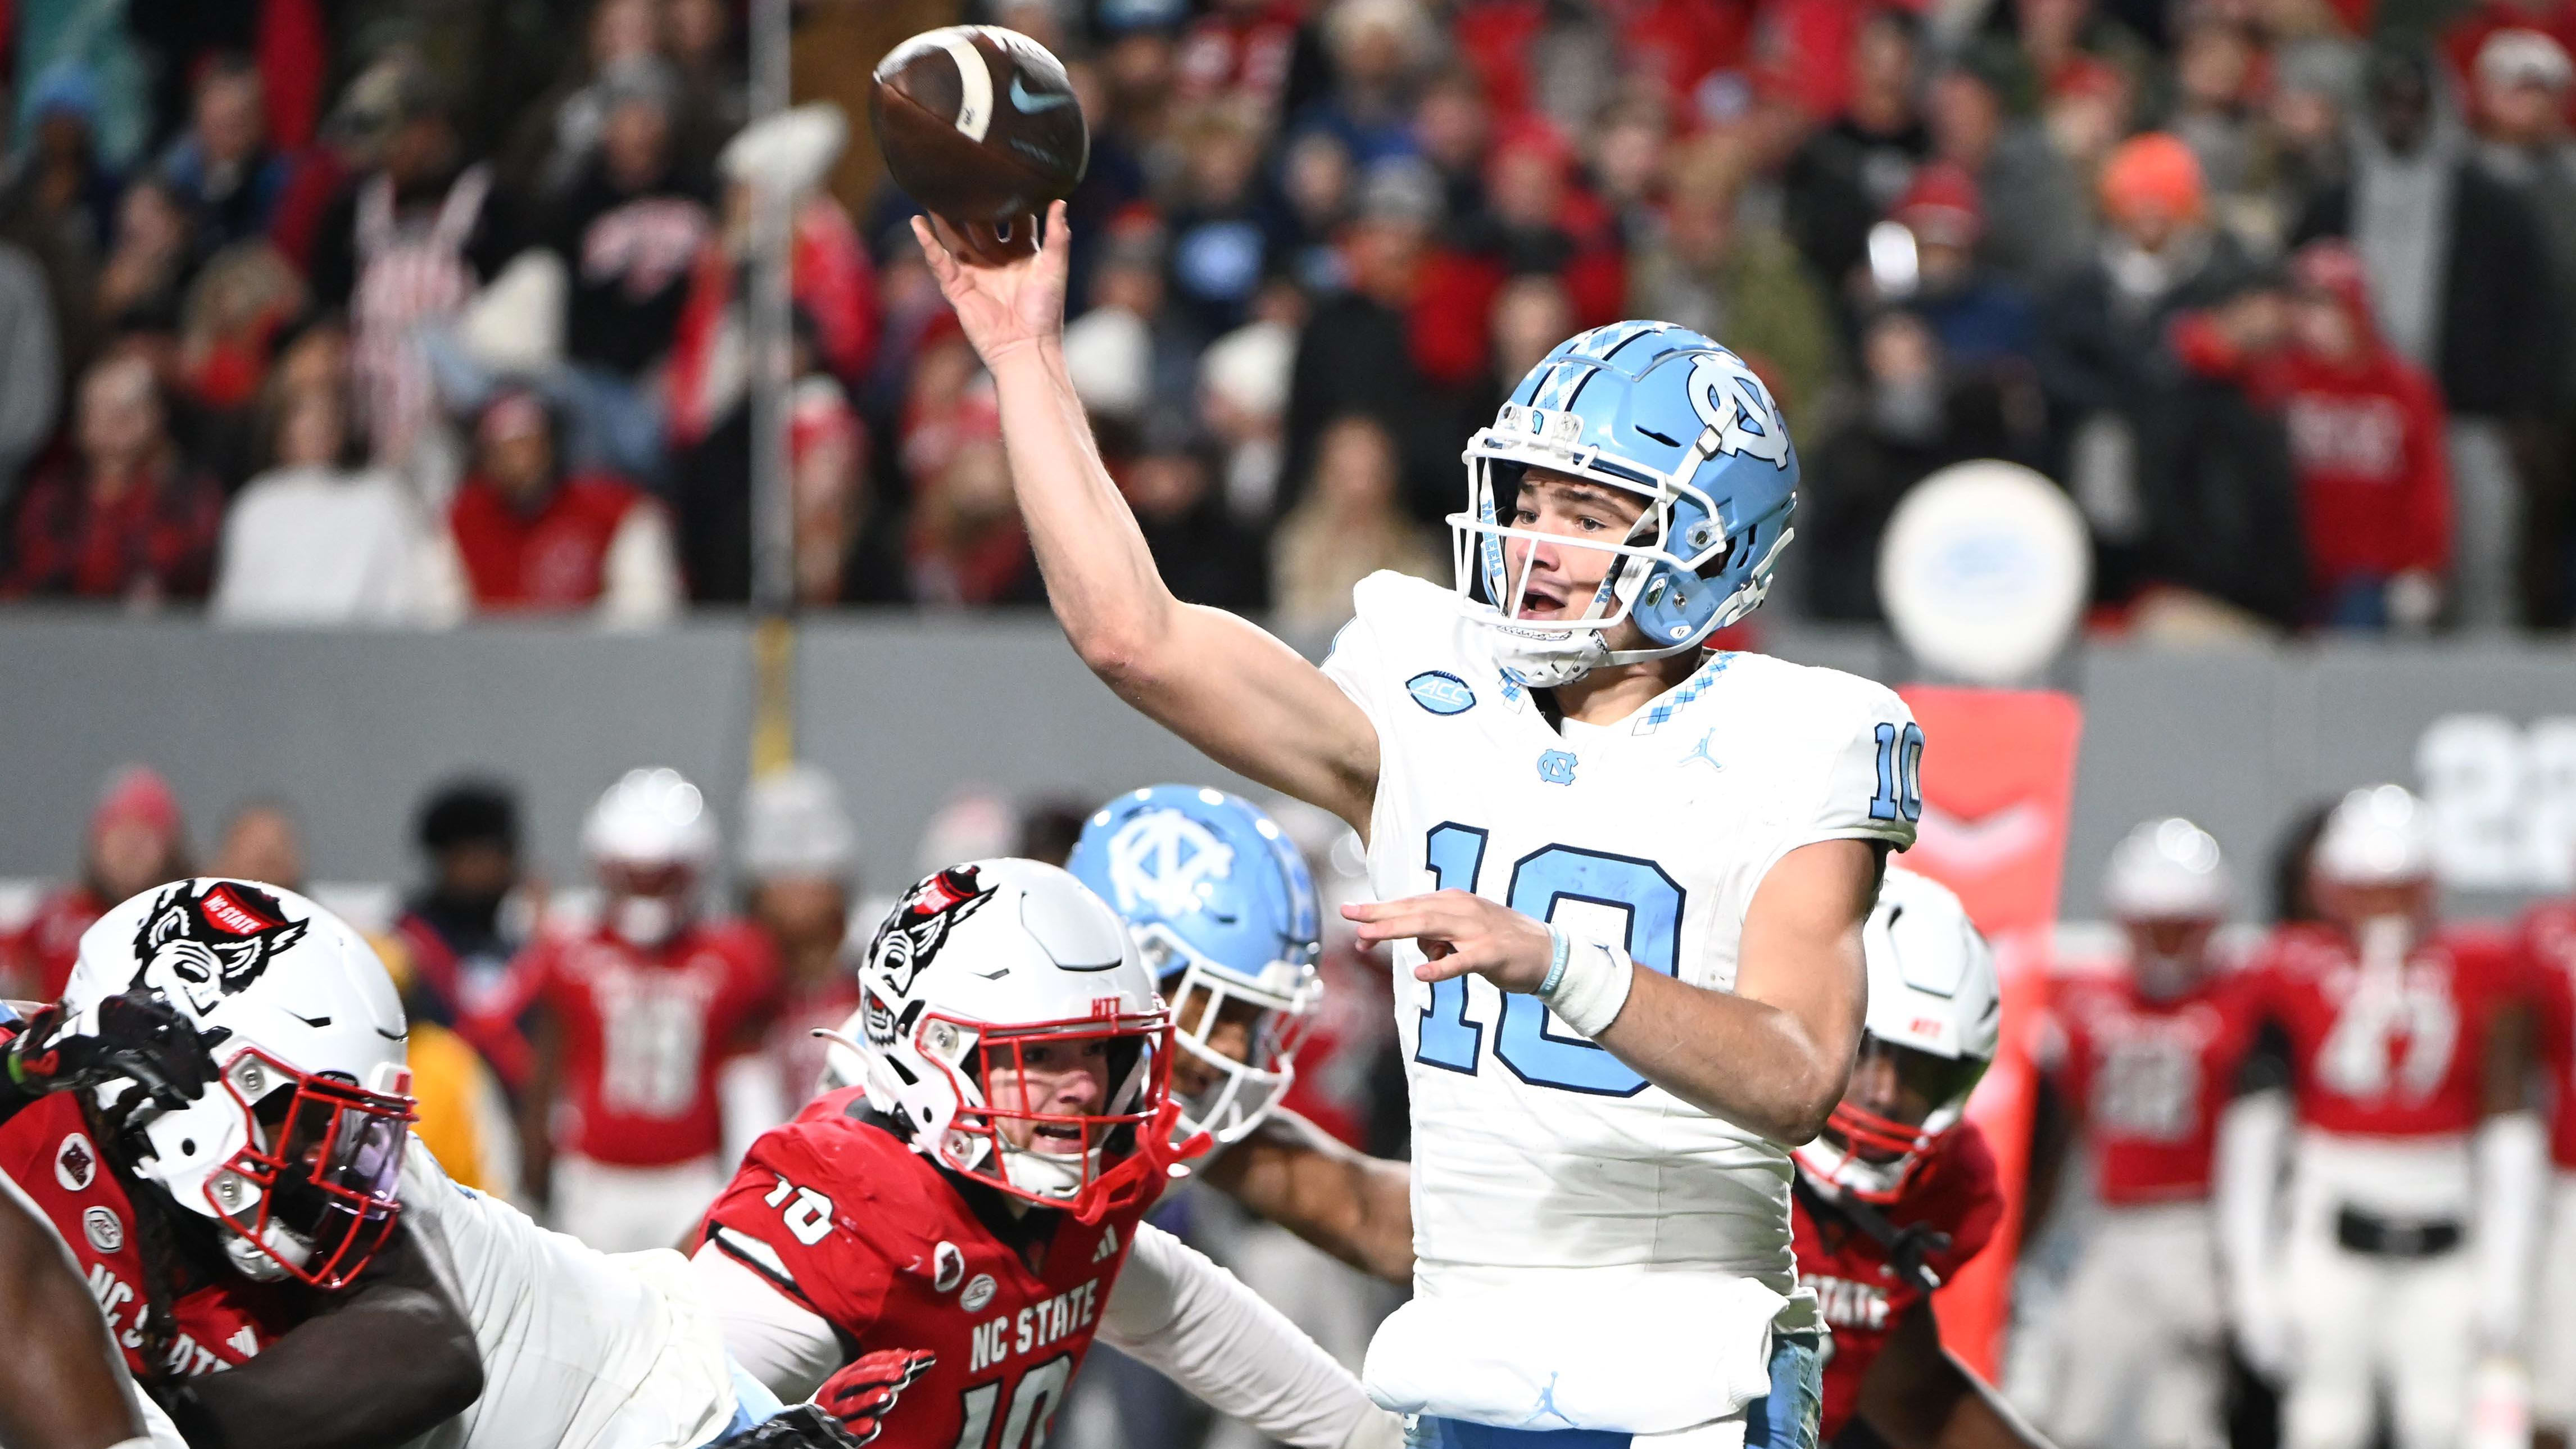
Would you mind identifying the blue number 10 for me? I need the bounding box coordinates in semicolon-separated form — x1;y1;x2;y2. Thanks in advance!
1412;823;1683;1097
1870;722;1925;823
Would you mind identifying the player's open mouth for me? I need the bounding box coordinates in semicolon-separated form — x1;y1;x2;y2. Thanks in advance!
1514;586;1571;619
1031;1123;1085;1152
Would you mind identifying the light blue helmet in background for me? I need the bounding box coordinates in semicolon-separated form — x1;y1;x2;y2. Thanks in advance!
1067;785;1322;1145
1453;320;1801;686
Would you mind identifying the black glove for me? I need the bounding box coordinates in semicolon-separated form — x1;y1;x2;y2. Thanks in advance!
726;1405;870;1449
6;989;224;1126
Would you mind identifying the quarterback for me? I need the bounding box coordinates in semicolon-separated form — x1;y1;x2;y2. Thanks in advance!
915;205;1920;1445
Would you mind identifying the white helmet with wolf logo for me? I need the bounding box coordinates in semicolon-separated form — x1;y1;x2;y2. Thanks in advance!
59;879;414;1290
832;858;1187;1222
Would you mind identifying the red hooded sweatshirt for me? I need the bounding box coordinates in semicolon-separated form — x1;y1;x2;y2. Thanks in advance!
2174;242;2450;607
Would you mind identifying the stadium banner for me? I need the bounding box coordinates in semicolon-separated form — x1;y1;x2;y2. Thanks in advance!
1893;687;2085;1380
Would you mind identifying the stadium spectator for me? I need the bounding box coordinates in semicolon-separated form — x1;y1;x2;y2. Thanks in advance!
1;765;188;1000
1175;0;1314;130
1282;161;1445;523
2166;15;2267;251
1927;47;2090;287
737;762;862;1128
905;431;1041;607
2174;241;2450;630
1062;223;1203;426
1271;413;1443;631
445;387;681;623
1885;162;2039;366
389;778;538;1091
208;798;305;889
1164;107;1279;337
0;62;123;262
174;241;306;431
1801;309;1984;622
545;56;713;486
1199;306;1299;522
1413;66;1495;232
156;54;292;269
1480;270;1576;422
1783;7;1933;313
2;351;225;603
0;240;60;509
2468;28;2576;626
1294;0;1434;168
93;175;192;334
1461;118;1625;332
2038;134;2299;621
1627;134;1840;436
1111;415;1270;614
306;65;520;470
501;0;668;199
212;337;453;626
2295;47;2557;629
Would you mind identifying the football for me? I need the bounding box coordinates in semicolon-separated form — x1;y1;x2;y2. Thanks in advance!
870;25;1088;256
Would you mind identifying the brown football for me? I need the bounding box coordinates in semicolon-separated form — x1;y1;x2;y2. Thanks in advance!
870;26;1088;255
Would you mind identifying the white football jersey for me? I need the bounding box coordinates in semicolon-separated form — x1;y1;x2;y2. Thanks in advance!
1323;573;1920;1433
396;1140;742;1449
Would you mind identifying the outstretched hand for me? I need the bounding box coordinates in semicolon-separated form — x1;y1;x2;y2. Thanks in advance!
1343;890;1557;994
911;201;1071;369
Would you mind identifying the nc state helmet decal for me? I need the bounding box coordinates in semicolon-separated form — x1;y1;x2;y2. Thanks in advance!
129;881;309;1014
865;866;998;1010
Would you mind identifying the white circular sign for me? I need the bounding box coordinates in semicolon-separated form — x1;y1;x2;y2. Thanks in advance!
1876;460;2090;686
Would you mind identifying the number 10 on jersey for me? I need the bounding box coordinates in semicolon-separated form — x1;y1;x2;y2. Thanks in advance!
1411;823;1682;1097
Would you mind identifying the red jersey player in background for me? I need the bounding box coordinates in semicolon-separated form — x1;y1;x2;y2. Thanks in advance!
688;859;1402;1449
2172;239;2450;631
2515;871;2576;1449
2026;819;2258;1449
4;766;191;1001
736;763;866;1130
2216;785;2545;1449
516;766;783;1251
1788;868;2052;1449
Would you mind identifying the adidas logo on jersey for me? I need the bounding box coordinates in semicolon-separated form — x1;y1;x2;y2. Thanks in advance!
229;1325;260;1359
1092;1227;1119;1263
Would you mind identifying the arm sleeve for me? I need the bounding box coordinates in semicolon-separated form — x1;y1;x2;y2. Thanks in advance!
1750;684;1920;894
1098;1222;1399;1449
690;1242;846;1403
1316;573;1403;737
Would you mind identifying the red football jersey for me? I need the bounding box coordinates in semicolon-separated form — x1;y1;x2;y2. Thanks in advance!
2242;923;2514;1139
2515;902;2576;1169
7;885;106;1000
525;918;783;1166
2042;972;2261;1204
700;1089;1162;1449
1795;1121;2004;1439
0;1093;303;1379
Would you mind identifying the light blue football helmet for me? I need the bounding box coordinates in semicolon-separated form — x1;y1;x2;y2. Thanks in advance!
1453;320;1801;686
1067;785;1322;1145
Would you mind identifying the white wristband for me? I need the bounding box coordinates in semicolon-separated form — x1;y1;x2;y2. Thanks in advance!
1540;939;1635;1038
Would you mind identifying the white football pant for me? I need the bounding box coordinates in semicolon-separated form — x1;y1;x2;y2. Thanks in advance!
2043;1202;2226;1449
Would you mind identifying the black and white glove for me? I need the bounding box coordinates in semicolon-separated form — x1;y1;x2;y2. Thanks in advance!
4;989;224;1127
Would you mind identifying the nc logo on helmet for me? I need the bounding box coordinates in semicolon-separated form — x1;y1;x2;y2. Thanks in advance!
1686;352;1792;469
866;866;999;1008
128;881;310;1015
1108;813;1233;919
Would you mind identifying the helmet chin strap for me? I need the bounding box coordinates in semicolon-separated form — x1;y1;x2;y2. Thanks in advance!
997;1143;1086;1201
223;1221;311;1282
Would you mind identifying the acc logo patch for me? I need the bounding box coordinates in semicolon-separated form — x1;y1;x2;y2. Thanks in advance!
1406;671;1476;716
82;1206;122;1253
55;1132;97;1191
1536;749;1578;786
932;1242;965;1294
960;1273;998;1312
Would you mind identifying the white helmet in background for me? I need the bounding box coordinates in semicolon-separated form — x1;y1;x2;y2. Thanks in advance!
585;767;718;948
2105;818;2232;920
60;880;413;1289
2105;817;2230;999
1795;869;2000;1202
741;763;858;884
833;859;1187;1222
2314;784;2434;887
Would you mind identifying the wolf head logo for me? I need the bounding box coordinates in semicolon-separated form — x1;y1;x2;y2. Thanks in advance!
863;866;997;1036
129;881;309;1015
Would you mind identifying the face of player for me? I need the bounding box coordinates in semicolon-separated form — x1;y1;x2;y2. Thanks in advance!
599;860;693;948
1168;989;1264;1099
1505;469;1654;651
982;1036;1114;1156
1828;1038;1979;1162
750;877;850;983
2122;915;2217;1000
2314;875;2435;948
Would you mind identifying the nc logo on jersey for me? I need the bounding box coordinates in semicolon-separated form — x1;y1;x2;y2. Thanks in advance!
1536;749;1578;786
129;880;309;1015
55;1131;96;1191
1405;671;1476;716
82;1206;122;1253
1106;812;1233;918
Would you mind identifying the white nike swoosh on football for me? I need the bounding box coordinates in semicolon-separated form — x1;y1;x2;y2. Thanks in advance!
1009;76;1072;112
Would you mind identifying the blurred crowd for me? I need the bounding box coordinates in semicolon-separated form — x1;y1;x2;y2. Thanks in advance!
5;0;2576;633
